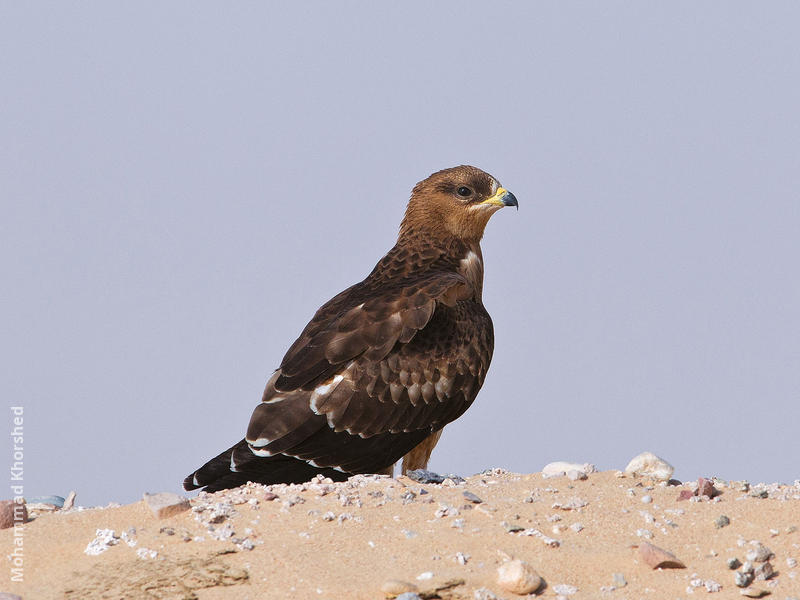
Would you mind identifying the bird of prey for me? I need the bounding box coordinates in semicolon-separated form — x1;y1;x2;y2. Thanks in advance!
184;165;517;492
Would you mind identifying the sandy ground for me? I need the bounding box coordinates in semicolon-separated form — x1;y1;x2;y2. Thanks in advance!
2;467;799;599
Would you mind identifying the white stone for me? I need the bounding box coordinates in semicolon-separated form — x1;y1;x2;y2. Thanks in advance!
624;452;674;481
497;559;543;595
542;461;596;479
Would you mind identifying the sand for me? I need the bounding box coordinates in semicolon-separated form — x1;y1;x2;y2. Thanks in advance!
2;468;799;599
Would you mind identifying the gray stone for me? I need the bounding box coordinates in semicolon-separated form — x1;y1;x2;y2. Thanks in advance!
25;495;65;508
407;469;464;484
462;491;483;504
753;561;774;581
727;557;741;569
745;543;773;563
143;492;190;519
612;573;627;588
715;515;731;528
734;571;753;588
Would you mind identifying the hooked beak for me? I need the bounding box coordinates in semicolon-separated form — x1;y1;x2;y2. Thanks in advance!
480;187;519;210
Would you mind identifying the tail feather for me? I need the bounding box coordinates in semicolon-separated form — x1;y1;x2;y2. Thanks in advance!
183;439;348;493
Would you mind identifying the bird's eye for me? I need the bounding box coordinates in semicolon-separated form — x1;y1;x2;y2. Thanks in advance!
456;186;472;197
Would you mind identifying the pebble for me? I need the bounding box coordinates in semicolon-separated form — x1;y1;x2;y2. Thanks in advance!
570;522;584;533
84;528;120;555
734;571;754;587
381;580;418;597
0;499;27;529
406;469;464;484
739;589;770;598
541;461;595;479
697;477;716;498
728;557;742;569
143;492;190;519
503;522;525;533
395;594;421;600
612;573;627;588
552;497;588;510
753;561;774;580
416;571;434;581
787;557;798;568
463;491;483;504
25;495;65;508
638;541;686;569
746;543;773;563
641;495;653;504
496;559;543;595
715;515;731;529
624;452;674;481
473;588;498;600
519;527;561;547
553;583;578;595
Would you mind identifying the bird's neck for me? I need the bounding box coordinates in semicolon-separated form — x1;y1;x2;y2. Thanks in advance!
390;231;485;301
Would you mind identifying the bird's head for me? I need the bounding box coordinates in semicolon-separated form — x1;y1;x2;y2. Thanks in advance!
399;165;518;242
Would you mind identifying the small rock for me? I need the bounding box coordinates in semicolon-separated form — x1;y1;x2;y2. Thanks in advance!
143;492;190;519
463;491;483;504
753;561;774;581
25;495;65;508
704;580;722;592
638;542;686;569
473;588;498;600
677;490;695;501
542;461;596;479
624;452;674;481
416;572;434;581
567;469;587;481
742;561;755;574
612;573;627;588
746;543;773;563
739;589;770;598
63;490;77;510
84;528;120;555
407;469;464;484
728;557;742;569
0;594;23;600
715;515;731;529
381;580;419;598
497;559;543;595
0;499;27;529
734;571;753;588
697;477;716;498
570;522;584;533
395;593;422;600
787;557;797;568
553;583;578;595
641;495;653;504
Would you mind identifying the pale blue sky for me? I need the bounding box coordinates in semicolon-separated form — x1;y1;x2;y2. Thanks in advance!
3;3;798;506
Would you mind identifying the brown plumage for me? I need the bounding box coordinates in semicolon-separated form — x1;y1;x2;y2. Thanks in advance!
184;165;517;492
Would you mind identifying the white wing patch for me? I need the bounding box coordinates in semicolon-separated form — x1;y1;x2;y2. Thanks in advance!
229;450;238;472
310;374;345;414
